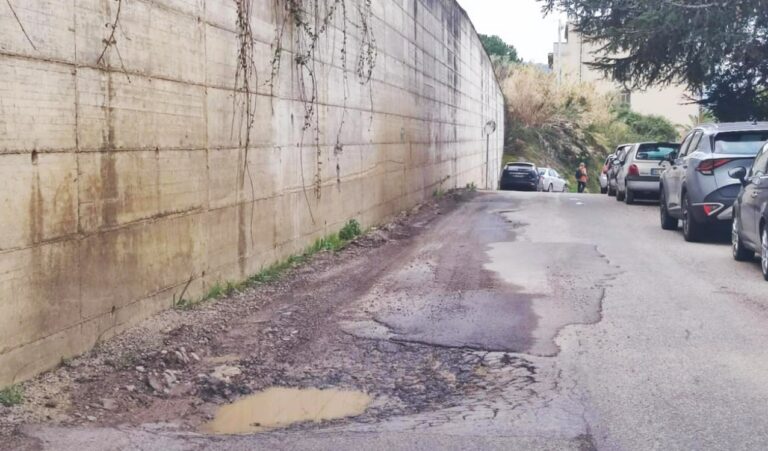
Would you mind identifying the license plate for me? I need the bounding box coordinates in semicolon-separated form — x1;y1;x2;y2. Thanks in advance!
512;173;525;177
651;168;661;176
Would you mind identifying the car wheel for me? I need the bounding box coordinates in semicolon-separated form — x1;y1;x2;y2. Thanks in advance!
607;185;616;197
547;184;553;192
600;187;608;194
762;227;768;281
616;188;625;201
625;186;635;204
732;215;754;261
682;193;705;242
659;190;678;230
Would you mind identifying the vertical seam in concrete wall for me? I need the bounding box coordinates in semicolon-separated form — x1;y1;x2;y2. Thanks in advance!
73;0;83;324
202;0;210;295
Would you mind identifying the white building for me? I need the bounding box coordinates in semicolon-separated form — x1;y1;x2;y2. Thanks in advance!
550;24;699;127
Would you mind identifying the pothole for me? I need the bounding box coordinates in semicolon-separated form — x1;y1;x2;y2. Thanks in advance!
202;387;372;435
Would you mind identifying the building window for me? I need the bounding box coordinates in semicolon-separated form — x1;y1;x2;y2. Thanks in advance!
619;90;632;107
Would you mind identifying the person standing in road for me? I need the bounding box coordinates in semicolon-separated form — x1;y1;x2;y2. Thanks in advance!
576;162;588;193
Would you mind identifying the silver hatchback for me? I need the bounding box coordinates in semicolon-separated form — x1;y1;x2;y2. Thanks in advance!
615;142;679;204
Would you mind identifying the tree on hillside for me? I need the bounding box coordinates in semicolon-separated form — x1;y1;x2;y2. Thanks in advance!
614;107;679;142
479;34;521;63
538;0;768;121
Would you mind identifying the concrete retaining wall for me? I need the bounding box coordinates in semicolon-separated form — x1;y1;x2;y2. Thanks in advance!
0;0;504;386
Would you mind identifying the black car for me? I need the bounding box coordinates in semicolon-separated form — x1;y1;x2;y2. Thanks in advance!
500;162;541;191
730;141;768;280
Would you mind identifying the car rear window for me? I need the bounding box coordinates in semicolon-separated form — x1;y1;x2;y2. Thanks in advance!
507;164;534;171
635;144;680;161
714;131;768;155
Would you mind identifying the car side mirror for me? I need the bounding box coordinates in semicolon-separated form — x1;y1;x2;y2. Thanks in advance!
728;166;748;185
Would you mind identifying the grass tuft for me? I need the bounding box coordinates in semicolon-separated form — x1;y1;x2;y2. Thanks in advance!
0;385;23;407
339;219;362;241
174;219;365;310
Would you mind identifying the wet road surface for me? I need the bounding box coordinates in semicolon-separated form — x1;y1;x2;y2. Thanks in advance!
11;191;768;450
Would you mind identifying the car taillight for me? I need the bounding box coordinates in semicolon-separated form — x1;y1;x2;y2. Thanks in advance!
628;164;639;176
701;203;724;216
696;159;733;175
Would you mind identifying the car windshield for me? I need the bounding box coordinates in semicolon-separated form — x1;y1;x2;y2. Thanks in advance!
714;131;768;155
635;144;679;161
538;168;548;175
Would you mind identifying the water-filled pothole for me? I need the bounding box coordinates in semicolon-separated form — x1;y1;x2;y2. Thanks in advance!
202;387;372;435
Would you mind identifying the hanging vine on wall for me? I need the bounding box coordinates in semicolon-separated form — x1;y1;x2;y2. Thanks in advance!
233;0;259;246
97;0;131;82
5;0;37;50
266;0;378;204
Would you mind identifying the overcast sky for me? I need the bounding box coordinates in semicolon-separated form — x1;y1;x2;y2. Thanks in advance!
458;0;564;64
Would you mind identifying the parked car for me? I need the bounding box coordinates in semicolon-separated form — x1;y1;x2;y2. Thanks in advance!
607;144;633;197
659;122;768;241
500;162;541;191
537;167;568;192
600;154;617;194
614;142;680;203
730;141;768;280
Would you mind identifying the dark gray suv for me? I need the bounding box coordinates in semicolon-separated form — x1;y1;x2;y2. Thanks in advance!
659;122;768;241
730;142;768;280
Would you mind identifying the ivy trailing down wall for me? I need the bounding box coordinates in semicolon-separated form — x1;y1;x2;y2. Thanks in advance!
92;0;378;222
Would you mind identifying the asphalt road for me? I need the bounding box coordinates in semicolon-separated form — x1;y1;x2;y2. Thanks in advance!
17;191;768;450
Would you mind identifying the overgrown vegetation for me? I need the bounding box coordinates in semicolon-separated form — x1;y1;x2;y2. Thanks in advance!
175;219;364;310
498;63;679;192
539;0;768;121
0;384;23;407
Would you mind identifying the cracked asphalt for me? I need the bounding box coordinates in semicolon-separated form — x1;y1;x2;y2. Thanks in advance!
7;190;768;450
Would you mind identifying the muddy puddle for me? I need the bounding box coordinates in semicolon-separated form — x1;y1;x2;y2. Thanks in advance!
202;387;372;435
